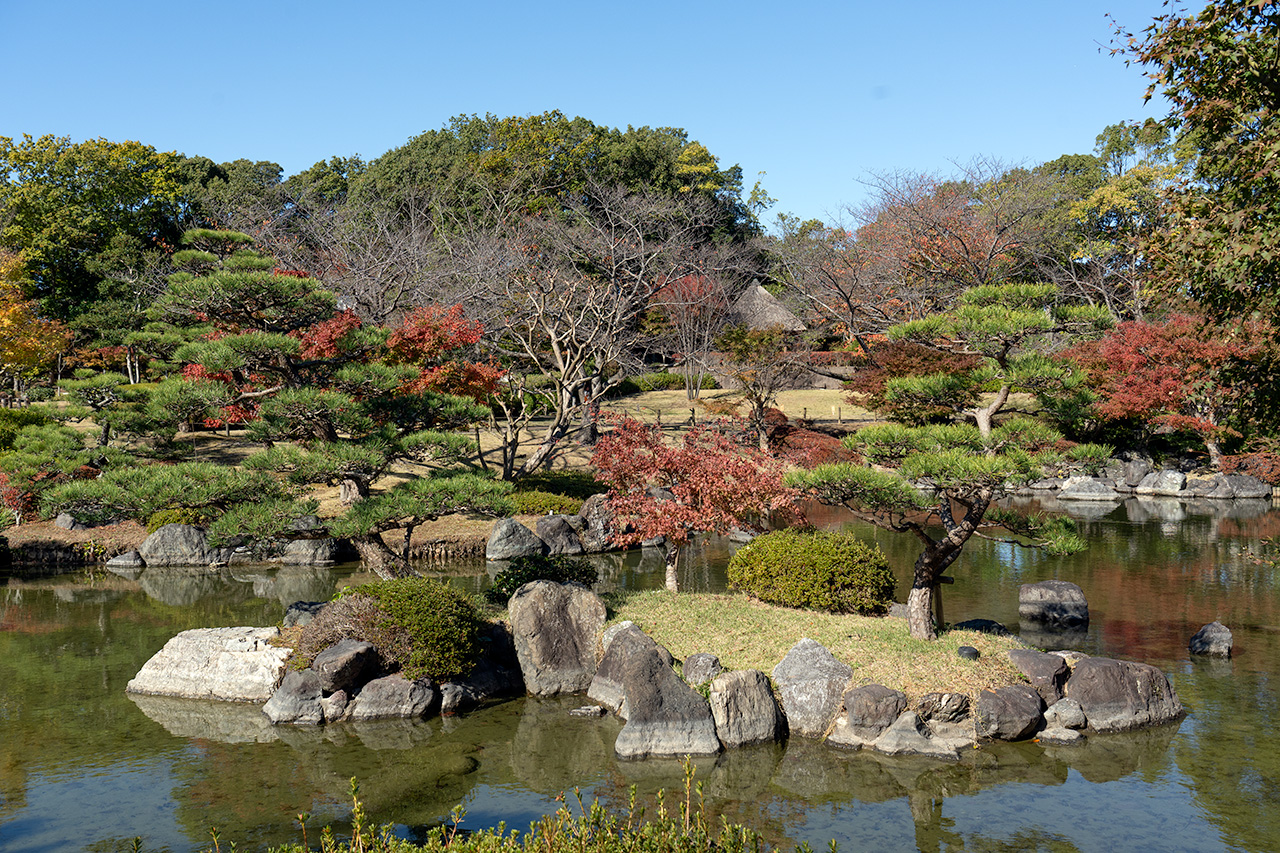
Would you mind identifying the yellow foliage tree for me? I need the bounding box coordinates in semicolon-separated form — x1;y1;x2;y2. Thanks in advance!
0;250;71;397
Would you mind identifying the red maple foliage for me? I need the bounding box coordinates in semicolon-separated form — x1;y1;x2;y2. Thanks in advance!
591;414;800;555
387;305;502;402
294;310;363;359
1064;313;1263;463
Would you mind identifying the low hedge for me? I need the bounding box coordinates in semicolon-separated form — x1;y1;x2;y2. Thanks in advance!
509;490;585;516
727;529;895;615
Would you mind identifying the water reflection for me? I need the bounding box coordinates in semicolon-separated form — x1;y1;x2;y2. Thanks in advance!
3;497;1280;852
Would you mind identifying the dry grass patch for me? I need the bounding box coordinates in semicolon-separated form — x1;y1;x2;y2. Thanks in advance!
610;590;1026;702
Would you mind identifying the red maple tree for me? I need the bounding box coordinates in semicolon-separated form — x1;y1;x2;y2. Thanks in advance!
1065;313;1263;467
591;414;799;591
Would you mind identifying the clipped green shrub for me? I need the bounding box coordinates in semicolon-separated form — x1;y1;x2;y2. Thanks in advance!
298;577;483;679
509;490;584;516
146;506;215;532
515;469;602;499
634;371;718;392
486;554;599;605
727;529;895;615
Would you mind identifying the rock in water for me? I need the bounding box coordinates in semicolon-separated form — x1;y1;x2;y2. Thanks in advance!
1019;580;1089;627
708;669;785;747
1188;621;1233;657
509;580;606;696
771;638;853;737
1065;657;1184;732
613;641;720;759
127;626;291;701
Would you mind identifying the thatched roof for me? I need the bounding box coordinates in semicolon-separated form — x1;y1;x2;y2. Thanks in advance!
730;283;806;331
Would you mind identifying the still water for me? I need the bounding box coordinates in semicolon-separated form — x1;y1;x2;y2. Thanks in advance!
1;495;1278;853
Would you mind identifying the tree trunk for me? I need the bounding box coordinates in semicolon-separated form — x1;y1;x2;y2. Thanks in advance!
1205;436;1224;470
972;384;1011;439
664;542;680;592
350;534;414;580
339;477;369;505
906;585;936;641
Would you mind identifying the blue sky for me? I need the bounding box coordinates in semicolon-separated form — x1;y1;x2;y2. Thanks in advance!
4;0;1169;227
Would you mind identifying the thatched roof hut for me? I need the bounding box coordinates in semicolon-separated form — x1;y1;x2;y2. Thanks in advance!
730;282;806;332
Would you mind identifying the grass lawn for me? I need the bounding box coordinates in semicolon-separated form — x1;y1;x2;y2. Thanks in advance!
608;590;1026;702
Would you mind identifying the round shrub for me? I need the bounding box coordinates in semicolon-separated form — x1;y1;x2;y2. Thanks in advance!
486;554;599;605
509;490;584;516
727;529;895;615
297;577;483;679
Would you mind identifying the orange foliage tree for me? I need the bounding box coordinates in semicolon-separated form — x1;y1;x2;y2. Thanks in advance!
0;251;70;398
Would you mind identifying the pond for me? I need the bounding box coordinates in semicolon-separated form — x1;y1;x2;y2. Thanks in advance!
2;495;1279;853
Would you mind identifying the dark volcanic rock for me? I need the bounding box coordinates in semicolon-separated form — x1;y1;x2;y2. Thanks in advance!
1189;621;1233;657
975;684;1044;741
1065;657;1183;732
1008;648;1070;706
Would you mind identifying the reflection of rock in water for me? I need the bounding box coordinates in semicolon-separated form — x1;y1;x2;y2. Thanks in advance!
1220;498;1273;520
348;718;437;751
53;586;128;604
1018;621;1090;652
771;736;905;804
267;565;341;605
263;715;482;829
1044;719;1180;783
1125;498;1186;523
510;696;621;793
1059;501;1122;521
128;693;279;744
703;742;785;800
137;566;234;606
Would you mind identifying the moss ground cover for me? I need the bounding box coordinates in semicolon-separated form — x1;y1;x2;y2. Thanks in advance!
609;590;1026;700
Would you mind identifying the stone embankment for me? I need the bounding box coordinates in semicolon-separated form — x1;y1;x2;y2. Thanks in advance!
128;579;1187;763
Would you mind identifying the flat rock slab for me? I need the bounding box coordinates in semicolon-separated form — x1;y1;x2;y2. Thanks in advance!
127;627;291;702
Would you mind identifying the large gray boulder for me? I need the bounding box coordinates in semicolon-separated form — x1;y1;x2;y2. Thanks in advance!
1182;474;1237;499
613;640;720;759
1135;469;1186;496
708;669;785;748
535;514;584;556
770;638;853;738
262;669;324;724
828;684;907;749
345;674;438;720
1226;473;1272;499
486;518;546;561
1019;580;1089;627
278;537;341;565
1066;657;1184;732
127;626;291;701
577;493;620;553
1008;648;1070;706
1189;621;1233;657
509;580;606;696
312;639;378;693
588;624;673;717
138;524;228;567
975;684;1044;741
1058;478;1120;501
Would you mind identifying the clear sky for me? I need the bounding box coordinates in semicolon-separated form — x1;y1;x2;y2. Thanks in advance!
4;0;1169;227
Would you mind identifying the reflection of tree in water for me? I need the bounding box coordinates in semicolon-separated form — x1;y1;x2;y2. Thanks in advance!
1175;667;1280;851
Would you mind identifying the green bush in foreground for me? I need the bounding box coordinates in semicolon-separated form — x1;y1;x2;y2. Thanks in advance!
727;529;895;615
222;768;799;853
486;554;599;605
296;577;482;679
